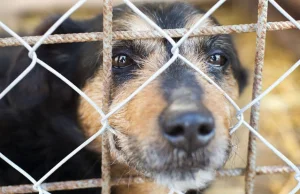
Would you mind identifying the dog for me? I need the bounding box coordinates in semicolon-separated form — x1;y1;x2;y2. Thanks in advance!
0;2;247;194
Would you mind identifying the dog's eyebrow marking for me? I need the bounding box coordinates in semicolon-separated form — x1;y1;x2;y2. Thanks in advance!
184;13;214;29
179;14;215;55
112;39;162;56
113;13;164;57
113;14;153;31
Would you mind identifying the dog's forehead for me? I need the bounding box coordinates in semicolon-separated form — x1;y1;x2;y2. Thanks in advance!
111;3;216;55
113;3;214;31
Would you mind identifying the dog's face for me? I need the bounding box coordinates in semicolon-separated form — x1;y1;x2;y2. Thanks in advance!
3;2;248;192
78;3;247;192
2;1;247;192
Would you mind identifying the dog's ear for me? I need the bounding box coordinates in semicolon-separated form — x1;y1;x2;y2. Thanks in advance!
7;16;86;110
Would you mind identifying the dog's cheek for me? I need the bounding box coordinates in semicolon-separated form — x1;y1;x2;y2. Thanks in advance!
201;83;232;168
223;69;240;100
77;71;106;152
109;79;168;158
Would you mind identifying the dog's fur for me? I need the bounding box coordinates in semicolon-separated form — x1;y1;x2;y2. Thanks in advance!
0;2;247;194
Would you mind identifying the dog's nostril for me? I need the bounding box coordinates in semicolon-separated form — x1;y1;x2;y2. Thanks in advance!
166;125;185;137
198;123;214;136
160;103;215;153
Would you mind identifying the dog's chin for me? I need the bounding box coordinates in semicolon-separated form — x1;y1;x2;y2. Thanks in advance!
138;150;220;192
109;133;229;191
138;144;228;192
153;168;215;191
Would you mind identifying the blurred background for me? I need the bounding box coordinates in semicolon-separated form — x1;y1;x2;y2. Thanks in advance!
0;0;299;193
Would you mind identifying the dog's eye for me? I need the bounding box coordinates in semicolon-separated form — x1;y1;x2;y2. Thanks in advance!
207;54;227;67
112;54;135;69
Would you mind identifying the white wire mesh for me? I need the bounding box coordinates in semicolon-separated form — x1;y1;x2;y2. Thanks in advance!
0;0;299;194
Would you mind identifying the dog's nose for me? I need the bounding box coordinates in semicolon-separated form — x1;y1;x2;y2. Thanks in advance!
160;103;215;153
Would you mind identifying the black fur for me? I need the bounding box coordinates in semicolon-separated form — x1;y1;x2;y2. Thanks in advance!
0;17;102;194
137;2;248;93
0;2;247;194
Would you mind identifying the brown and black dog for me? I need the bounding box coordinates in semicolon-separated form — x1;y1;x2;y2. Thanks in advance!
0;2;247;194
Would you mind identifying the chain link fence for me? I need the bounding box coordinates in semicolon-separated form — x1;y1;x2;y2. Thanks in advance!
0;0;300;193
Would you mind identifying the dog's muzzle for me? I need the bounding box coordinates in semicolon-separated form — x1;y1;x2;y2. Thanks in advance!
160;99;215;153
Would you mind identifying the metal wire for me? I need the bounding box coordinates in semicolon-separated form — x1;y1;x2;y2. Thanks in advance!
1;165;299;194
245;0;269;193
101;0;113;194
0;0;300;194
0;20;299;47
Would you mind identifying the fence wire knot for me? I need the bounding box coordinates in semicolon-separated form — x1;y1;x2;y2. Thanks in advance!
33;185;51;194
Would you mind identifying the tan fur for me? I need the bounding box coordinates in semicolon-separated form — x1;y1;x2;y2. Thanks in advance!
185;13;214;29
178;51;239;171
78;70;105;152
78;5;241;194
113;182;169;194
113;14;153;32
